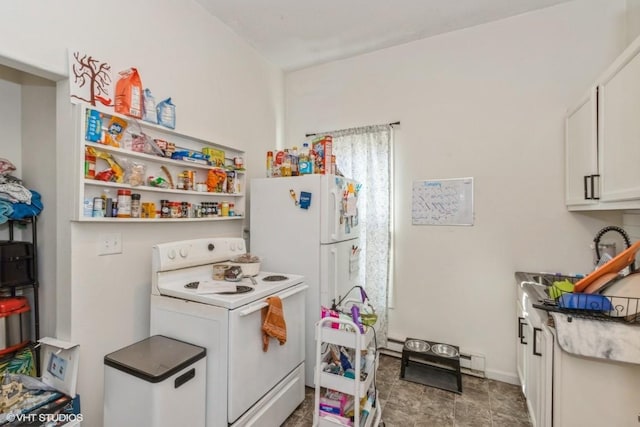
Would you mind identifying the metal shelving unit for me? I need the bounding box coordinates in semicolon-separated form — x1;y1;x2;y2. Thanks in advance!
6;216;40;342
4;215;40;374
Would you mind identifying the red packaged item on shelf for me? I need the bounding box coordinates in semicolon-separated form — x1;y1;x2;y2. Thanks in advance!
114;68;143;119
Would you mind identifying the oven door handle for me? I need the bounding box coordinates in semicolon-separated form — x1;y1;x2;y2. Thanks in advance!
238;285;308;317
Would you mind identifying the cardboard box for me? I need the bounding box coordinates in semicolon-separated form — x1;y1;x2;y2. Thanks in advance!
312;136;332;175
202;147;225;167
0;339;81;424
39;337;80;397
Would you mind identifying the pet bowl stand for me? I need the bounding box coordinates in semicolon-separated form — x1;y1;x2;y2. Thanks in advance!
399;338;462;394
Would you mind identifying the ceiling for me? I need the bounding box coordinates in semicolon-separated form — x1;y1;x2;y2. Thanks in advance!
195;0;574;71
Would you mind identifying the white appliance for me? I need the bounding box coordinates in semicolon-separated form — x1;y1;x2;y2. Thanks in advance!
150;237;307;427
250;174;361;385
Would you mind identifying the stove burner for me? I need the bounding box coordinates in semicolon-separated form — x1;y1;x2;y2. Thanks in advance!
218;285;254;295
262;275;289;282
184;281;200;289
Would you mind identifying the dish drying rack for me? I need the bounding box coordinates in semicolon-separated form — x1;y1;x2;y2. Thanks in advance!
532;275;640;324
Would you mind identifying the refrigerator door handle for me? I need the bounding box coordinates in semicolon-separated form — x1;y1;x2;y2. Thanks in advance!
331;247;338;300
330;188;338;240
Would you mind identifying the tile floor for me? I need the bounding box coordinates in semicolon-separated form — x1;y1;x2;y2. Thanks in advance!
283;354;531;427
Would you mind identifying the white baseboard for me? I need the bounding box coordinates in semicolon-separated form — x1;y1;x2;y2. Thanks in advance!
484;369;519;385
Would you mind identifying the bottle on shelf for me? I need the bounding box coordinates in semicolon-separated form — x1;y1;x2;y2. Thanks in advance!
266;151;274;178
308;149;316;174
291;146;299;176
101;189;111;217
299;143;311;175
281;149;292;177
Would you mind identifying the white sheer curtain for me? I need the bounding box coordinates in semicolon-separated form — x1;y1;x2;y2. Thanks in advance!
328;124;393;348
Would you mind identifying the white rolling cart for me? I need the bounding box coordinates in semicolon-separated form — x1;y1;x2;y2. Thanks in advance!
313;315;382;427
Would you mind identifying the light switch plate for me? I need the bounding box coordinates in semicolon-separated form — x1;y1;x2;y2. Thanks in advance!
98;233;122;256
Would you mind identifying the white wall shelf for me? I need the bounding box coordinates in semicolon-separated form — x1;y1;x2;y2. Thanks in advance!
75;105;246;221
84;179;244;197
75;216;243;223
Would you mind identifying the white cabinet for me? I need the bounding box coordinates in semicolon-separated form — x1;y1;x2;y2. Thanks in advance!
313;317;381;427
516;284;552;427
516;292;528;395
552;339;640;427
565;87;599;207
74;105;246;222
566;35;640;210
517;279;640;426
598;46;640;203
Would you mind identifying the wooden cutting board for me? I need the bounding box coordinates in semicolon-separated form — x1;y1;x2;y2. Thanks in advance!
574;240;640;293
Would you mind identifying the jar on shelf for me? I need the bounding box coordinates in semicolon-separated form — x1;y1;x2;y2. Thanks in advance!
117;189;132;218
130;193;141;218
220;201;229;217
182;170;195;191
170;202;182;218
92;197;104;217
142;202;156;218
226;171;236;193
234;157;244;169
160;200;170;218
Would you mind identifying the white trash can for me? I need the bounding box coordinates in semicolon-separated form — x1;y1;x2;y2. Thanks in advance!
103;335;206;427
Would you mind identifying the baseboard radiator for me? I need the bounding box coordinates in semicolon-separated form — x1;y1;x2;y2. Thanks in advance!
382;336;486;378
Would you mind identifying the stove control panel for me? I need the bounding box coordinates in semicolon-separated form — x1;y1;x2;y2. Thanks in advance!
152;237;247;272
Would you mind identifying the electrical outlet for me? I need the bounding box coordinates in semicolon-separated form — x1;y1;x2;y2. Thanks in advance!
98;233;122;256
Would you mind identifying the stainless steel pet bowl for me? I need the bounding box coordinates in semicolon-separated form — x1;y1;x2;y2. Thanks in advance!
431;343;459;358
404;339;430;353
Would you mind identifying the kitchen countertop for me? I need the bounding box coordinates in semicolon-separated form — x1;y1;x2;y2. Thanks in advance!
516;271;640;365
550;312;640;364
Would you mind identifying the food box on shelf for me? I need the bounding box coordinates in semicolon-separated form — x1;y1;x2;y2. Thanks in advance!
203;148;225;167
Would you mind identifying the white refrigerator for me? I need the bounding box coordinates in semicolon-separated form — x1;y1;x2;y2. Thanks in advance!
250;174;361;386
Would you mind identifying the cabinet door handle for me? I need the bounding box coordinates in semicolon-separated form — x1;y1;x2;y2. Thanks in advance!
533;327;542;356
518;316;524;339
519;317;527;345
584;175;590;199
591;174;600;200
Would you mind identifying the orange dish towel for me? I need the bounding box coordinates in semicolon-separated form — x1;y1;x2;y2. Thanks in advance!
262;296;287;352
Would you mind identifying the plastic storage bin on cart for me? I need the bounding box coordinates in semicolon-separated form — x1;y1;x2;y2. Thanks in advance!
103;335;206;427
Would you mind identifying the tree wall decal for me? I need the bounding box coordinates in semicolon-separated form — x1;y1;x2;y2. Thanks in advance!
70;52;113;106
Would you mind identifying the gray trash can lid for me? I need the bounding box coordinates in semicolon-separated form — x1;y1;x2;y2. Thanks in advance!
104;335;206;383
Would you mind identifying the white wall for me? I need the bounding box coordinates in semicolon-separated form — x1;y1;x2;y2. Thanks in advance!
1;0;283;424
0;76;22;241
626;0;640;42
22;80;58;338
285;0;627;383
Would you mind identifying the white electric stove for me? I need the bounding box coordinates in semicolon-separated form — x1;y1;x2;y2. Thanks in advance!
150;237;307;427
